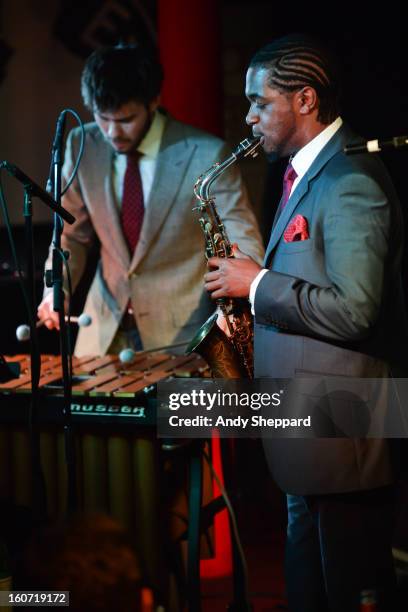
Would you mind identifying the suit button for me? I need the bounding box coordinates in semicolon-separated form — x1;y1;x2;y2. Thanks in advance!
128;272;138;279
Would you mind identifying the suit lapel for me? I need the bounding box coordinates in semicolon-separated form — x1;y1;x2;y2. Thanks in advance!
264;179;310;263
264;123;355;267
91;132;130;267
129;118;195;271
106;154;131;266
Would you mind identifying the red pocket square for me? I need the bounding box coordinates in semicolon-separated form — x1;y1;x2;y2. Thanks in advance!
283;214;309;243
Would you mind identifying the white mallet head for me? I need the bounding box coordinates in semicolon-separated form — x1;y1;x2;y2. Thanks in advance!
16;324;30;342
119;348;136;364
77;313;92;327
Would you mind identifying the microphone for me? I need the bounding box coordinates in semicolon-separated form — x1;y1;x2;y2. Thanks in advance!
344;135;408;155
47;110;67;192
16;313;92;341
0;161;75;224
52;111;67;157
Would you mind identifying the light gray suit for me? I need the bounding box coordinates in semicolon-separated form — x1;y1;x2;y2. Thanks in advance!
44;114;264;356
254;123;408;495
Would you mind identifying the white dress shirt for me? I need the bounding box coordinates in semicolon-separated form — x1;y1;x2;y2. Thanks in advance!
112;110;166;208
249;117;343;312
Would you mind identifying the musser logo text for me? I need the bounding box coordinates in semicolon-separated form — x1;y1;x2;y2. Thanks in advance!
70;403;146;418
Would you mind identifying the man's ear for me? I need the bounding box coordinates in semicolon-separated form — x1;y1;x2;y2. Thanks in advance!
149;95;161;113
296;86;318;115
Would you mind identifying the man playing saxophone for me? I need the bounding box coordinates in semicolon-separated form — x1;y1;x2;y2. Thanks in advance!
204;33;406;612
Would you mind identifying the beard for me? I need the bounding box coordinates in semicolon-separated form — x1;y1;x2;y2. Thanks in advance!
109;109;155;155
128;112;154;154
265;151;280;163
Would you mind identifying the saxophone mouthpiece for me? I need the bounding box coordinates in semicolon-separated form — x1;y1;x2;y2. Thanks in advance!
233;136;262;160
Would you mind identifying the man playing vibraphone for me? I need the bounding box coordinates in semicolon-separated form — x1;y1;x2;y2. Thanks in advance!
37;43;264;356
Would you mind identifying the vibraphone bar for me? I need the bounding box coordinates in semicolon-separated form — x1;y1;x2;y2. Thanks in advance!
0;352;207;427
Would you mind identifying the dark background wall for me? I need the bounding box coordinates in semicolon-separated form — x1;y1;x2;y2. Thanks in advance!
1;0;408;354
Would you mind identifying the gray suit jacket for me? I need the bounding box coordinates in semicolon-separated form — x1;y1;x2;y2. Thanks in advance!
45;114;264;356
254;123;408;495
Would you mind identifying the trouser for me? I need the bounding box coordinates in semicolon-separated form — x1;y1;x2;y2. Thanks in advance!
107;309;143;354
285;486;397;612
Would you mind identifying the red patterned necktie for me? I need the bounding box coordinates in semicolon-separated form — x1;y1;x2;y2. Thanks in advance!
121;153;144;253
280;162;298;210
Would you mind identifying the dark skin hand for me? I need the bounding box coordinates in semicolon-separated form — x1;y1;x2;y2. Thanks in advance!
204;244;262;299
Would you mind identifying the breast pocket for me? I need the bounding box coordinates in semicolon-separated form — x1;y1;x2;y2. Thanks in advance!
277;238;315;254
273;238;317;276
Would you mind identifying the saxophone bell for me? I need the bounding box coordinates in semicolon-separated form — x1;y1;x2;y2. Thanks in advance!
186;312;250;379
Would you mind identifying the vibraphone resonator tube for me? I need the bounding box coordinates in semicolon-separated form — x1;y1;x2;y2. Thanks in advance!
16;313;92;341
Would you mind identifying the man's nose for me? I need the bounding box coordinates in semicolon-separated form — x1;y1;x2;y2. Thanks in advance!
107;121;121;138
246;107;258;126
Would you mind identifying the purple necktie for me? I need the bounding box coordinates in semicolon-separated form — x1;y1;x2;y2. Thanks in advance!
281;162;298;210
121;154;144;253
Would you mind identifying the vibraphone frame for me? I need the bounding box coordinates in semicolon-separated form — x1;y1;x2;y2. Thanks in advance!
0;352;211;609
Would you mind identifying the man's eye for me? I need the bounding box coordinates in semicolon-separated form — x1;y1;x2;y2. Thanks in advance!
255;102;266;109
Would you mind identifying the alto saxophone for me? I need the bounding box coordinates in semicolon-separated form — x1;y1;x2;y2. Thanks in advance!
186;137;261;378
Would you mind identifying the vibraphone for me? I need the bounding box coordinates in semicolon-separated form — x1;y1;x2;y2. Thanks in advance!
0;351;207;426
0;352;210;599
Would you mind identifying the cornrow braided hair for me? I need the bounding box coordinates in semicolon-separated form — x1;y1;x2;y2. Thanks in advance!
250;34;340;124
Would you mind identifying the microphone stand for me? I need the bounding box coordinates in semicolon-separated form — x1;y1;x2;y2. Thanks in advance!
1;119;78;517
0;158;75;524
23;186;47;523
45;111;78;514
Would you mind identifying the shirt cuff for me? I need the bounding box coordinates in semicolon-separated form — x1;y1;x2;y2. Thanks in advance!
249;269;268;315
